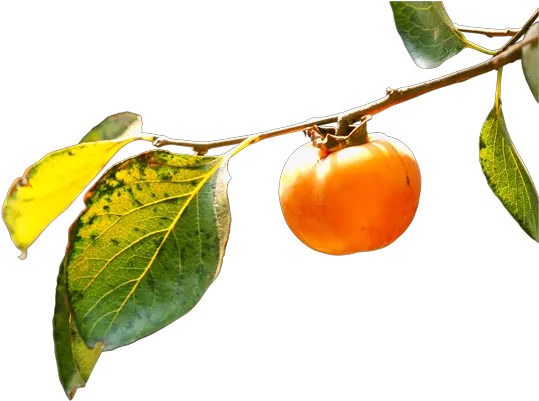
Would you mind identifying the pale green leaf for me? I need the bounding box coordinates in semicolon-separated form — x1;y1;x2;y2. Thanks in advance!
390;2;467;68
479;106;539;241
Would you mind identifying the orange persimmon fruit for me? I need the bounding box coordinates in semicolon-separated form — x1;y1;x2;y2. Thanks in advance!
279;133;421;255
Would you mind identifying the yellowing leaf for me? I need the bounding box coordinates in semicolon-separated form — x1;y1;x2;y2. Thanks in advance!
54;259;103;400
66;136;258;350
479;105;539;241
2;113;152;258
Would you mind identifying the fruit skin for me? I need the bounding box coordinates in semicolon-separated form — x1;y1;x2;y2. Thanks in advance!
279;133;421;255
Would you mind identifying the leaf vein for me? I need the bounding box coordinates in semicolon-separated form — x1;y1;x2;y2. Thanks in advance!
102;158;225;337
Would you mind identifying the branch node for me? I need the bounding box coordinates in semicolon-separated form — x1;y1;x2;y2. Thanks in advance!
153;136;168;148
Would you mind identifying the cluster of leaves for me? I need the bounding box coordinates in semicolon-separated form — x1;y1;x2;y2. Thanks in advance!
390;2;538;241
2;112;256;398
1;2;538;399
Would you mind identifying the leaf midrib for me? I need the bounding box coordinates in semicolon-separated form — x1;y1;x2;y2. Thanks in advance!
71;161;219;277
98;155;226;337
483;107;537;237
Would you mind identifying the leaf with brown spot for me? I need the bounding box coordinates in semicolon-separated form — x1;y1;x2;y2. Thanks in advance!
65;137;257;350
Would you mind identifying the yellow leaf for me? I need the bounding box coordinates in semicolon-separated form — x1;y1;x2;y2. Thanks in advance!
2;114;153;258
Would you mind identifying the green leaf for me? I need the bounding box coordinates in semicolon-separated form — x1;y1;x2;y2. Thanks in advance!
54;259;102;400
2;112;152;258
521;22;538;102
80;112;142;143
65;150;234;350
479;105;539;241
390;2;467;68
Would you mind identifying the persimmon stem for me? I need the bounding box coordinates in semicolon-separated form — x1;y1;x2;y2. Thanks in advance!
152;30;537;154
335;117;351;138
305;115;372;154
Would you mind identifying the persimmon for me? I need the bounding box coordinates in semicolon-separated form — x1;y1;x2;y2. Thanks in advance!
279;132;421;255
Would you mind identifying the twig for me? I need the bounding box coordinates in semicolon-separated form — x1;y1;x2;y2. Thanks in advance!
455;24;519;37
341;32;536;124
496;9;538;54
153;31;537;153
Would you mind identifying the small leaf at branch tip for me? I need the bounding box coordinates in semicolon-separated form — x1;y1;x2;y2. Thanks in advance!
18;250;27;260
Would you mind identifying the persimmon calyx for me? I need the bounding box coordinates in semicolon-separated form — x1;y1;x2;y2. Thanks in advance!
304;115;372;154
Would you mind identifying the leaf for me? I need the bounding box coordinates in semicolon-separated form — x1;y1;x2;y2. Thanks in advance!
479;105;539;241
65;149;235;350
79;112;142;143
390;2;467;68
54;259;103;400
521;22;538;102
2;112;152;258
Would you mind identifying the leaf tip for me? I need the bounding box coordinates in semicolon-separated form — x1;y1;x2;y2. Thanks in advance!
65;385;80;400
18;249;27;260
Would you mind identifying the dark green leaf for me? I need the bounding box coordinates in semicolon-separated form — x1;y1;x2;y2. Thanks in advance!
479;105;539;241
54;259;102;400
390;2;467;68
521;22;538;102
66;150;232;350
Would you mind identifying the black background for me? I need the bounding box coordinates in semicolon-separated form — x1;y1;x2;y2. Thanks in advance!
2;1;539;400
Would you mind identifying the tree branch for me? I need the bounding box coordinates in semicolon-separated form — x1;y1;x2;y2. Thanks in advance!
455;24;519;38
496;9;538;54
341;31;536;124
153;30;538;154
